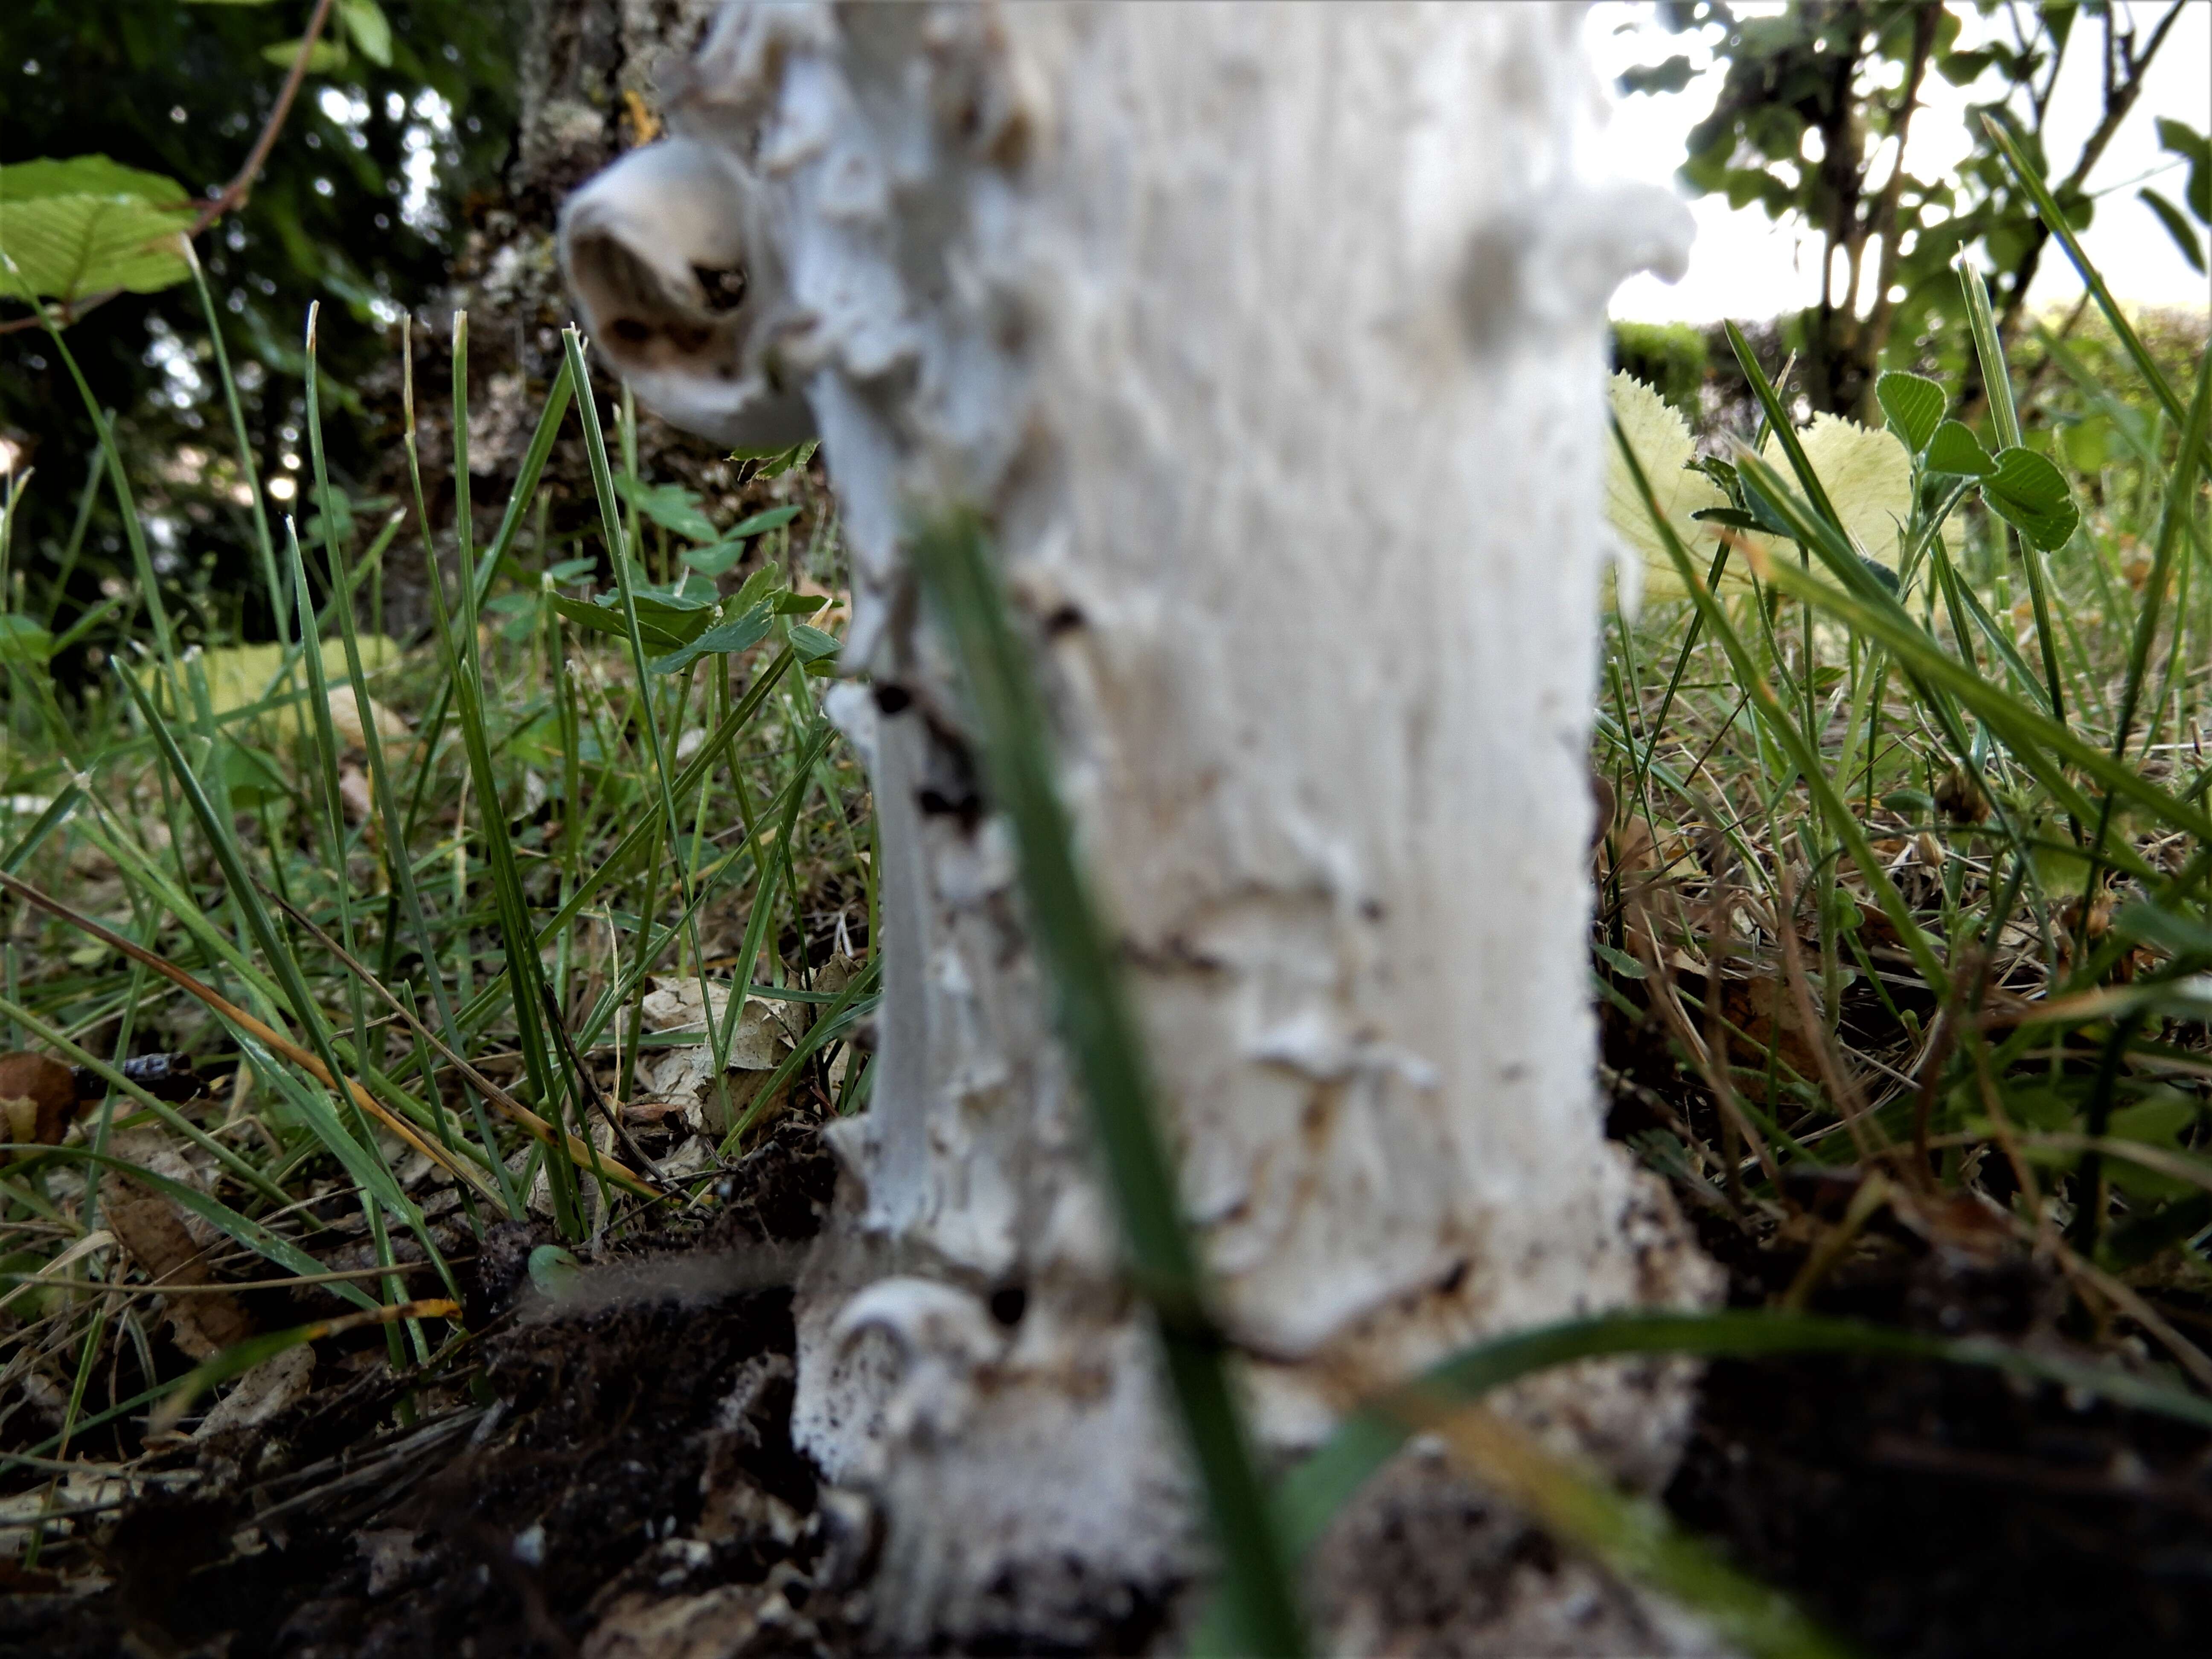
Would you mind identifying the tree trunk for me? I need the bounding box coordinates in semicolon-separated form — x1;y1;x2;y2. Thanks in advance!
560;3;1719;1647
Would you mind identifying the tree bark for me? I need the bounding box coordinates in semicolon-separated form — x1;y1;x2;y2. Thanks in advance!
560;3;1719;1647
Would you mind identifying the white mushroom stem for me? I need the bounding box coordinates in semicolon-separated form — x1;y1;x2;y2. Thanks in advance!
562;3;1719;1645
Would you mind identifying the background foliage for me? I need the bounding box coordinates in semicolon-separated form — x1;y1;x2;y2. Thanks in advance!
0;0;521;654
1620;0;2208;418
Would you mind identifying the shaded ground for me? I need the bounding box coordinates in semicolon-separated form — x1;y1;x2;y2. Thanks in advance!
1667;1199;2212;1659
11;1106;2212;1655
1;1118;858;1659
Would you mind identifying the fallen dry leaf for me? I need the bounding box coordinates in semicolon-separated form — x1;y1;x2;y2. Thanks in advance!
0;1052;79;1157
338;763;374;824
100;1130;253;1361
196;1345;313;1438
325;683;414;757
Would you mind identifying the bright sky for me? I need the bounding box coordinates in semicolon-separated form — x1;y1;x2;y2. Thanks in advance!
1586;0;2212;323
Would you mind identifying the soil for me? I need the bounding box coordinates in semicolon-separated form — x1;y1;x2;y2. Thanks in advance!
12;1097;2212;1655
0;1116;858;1659
1666;1201;2212;1659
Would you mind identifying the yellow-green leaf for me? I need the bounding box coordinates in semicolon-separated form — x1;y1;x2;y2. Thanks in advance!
0;156;193;305
262;37;349;73
336;0;393;67
1874;370;1946;455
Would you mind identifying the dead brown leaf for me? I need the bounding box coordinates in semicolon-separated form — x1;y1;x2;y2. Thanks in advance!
100;1142;254;1361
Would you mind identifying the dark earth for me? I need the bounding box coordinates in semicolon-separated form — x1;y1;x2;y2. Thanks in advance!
9;1094;2212;1655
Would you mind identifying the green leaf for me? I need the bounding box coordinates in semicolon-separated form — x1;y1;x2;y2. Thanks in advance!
1592;941;1647;980
528;1244;583;1298
218;740;289;808
680;541;748;578
2156;117;2212;222
548;588;717;651
2109;1091;2197;1148
262;37;349;73
2112;902;2212;961
681;506;803;576
1936;48;1992;85
0;156;194;304
546;557;597;585
1874;370;1947;454
773;591;828;615
647;605;774;675
2139;188;2206;275
1982;445;2079;550
611;475;720;544
547;591;629;641
728;564;787;615
631;589;721;643
335;0;393;67
1924;419;1997;477
2159;117;2212;167
788;623;841;666
0;614;55;667
732;440;817;476
728;504;801;538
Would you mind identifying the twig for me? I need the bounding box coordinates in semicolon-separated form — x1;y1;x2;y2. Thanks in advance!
0;0;338;338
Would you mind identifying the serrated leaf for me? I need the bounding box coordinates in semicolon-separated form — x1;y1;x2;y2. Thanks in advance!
787;623;841;665
732;440;817;477
0;156;193;304
611;475;719;544
647;606;774;675
632;591;719;643
547;592;631;641
1875;370;1947;454
1982;446;2078;551
336;0;392;67
1924;419;1997;477
262;37;349;73
729;565;786;615
2140;188;2206;275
